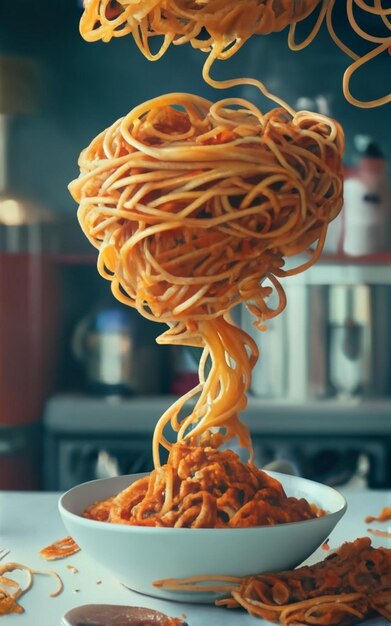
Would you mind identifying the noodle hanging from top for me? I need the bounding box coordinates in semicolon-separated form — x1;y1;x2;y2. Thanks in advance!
69;92;344;467
80;0;391;108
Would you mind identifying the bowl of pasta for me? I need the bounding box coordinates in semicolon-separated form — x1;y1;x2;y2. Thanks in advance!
59;446;347;603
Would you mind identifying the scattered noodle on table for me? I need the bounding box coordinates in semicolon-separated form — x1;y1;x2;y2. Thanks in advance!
365;507;391;524
39;536;81;561
367;528;391;539
0;562;63;616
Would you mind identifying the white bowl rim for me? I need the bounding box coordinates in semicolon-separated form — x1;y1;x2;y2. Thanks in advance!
59;470;347;533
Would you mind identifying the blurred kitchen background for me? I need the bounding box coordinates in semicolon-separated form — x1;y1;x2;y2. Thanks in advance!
0;0;390;492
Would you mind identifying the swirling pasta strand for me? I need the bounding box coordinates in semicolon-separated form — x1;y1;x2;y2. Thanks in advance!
69;92;344;462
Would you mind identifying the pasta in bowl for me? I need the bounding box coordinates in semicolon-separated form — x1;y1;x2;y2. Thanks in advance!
65;90;346;602
59;464;346;603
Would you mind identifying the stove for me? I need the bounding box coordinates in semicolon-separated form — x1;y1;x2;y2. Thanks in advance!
43;394;391;491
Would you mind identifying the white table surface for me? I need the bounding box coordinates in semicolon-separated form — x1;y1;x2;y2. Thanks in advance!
0;488;390;626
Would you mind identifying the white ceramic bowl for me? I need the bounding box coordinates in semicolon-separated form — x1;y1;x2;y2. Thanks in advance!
59;471;346;603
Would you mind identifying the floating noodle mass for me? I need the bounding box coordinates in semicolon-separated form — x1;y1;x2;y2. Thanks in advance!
82;444;324;528
69;92;344;468
80;0;319;59
80;0;391;108
155;537;391;624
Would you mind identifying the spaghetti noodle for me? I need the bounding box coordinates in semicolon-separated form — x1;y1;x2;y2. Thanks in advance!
154;537;391;624
80;0;391;108
365;506;391;523
365;506;391;538
0;561;63;616
289;0;391;108
69;92;344;466
39;536;81;561
79;0;319;60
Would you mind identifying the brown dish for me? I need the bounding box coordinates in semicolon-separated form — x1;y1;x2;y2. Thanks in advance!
63;604;186;626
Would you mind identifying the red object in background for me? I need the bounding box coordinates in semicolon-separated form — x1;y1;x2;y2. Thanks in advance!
170;372;199;396
0;425;41;490
169;346;200;396
0;253;60;426
0;449;40;490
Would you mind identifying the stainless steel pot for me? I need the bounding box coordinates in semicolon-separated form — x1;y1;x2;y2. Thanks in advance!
72;307;163;396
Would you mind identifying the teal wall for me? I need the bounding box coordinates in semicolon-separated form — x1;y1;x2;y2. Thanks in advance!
0;0;389;214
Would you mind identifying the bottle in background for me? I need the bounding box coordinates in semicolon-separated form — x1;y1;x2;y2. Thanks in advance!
342;141;389;257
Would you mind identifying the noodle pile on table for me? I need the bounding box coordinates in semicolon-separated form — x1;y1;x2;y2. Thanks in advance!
69;92;344;470
83;443;323;528
80;0;391;108
155;537;391;624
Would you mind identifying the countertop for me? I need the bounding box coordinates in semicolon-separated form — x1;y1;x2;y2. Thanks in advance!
0;488;390;626
43;394;391;435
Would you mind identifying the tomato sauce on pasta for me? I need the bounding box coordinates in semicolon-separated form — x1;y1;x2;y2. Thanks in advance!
82;444;324;528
